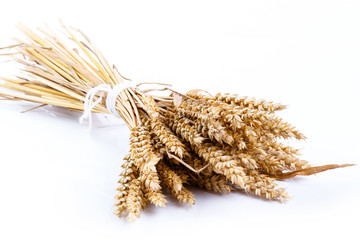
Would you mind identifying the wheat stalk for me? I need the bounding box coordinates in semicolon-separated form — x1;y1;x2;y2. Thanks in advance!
0;23;354;221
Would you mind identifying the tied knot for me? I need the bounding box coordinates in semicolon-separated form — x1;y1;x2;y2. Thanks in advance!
79;81;136;128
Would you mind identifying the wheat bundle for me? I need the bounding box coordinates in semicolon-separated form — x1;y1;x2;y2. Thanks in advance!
0;23;353;221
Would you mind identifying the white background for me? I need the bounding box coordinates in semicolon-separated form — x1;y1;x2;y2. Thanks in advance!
0;1;359;239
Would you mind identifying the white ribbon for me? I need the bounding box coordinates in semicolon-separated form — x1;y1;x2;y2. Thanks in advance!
79;81;136;129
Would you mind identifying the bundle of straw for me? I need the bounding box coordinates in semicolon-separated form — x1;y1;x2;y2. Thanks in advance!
0;23;353;221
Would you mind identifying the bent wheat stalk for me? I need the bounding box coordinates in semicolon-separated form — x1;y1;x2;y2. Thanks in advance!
0;23;354;221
